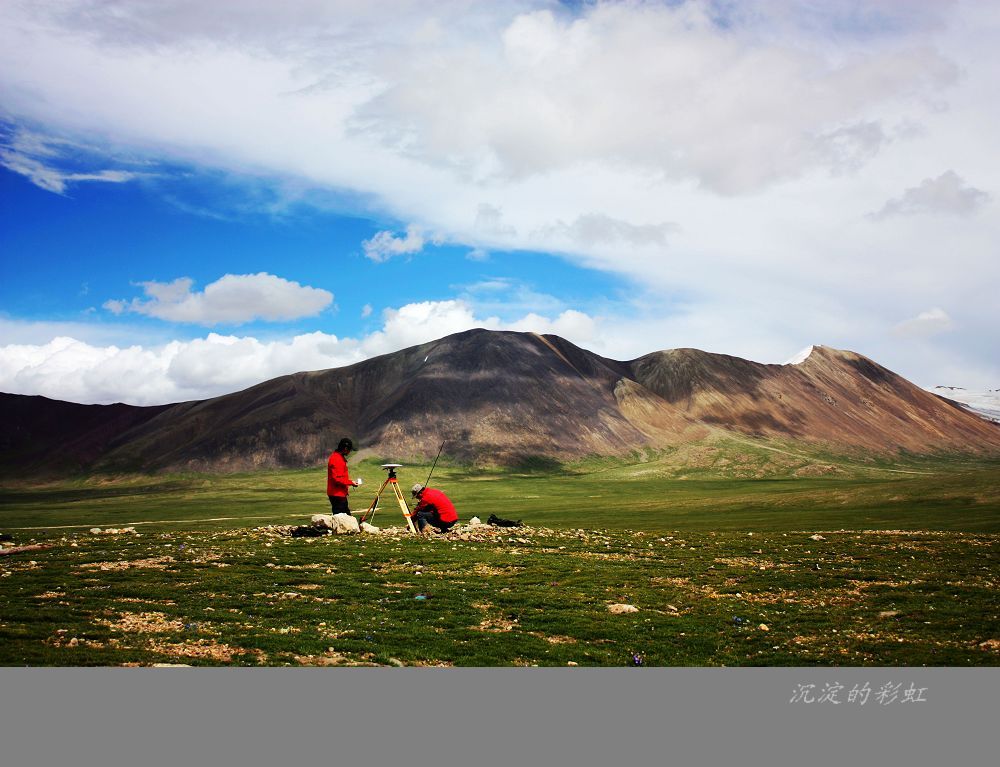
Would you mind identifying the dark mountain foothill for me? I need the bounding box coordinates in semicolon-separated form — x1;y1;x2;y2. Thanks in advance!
2;328;998;476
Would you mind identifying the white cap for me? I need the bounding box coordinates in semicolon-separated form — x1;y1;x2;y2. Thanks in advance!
411;483;424;495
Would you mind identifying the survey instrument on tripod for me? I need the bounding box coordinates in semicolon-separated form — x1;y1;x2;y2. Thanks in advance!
359;463;417;534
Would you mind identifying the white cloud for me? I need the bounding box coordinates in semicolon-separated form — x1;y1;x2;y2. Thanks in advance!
360;304;373;318
358;5;958;193
361;225;424;262
0;127;146;193
870;170;991;220
466;248;490;262
0;1;998;388
537;213;675;248
102;273;333;325
892;307;956;338
0;300;607;405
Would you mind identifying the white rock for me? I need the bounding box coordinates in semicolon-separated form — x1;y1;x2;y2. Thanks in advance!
468;517;483;527
90;528;102;534
608;603;639;614
809;534;826;541
332;513;360;534
361;522;380;534
311;514;335;530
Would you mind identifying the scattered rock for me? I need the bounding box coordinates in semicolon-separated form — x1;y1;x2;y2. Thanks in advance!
311;514;334;530
666;604;679;613
567;661;579;666
0;543;53;557
360;522;380;534
90;527;137;535
758;624;769;632
809;534;826;541
467;517;483;527
879;610;900;619
608;603;639;614
978;639;1000;651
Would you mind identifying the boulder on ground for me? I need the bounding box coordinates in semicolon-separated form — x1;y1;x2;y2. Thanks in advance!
332;513;360;534
468;516;483;527
360;522;380;534
608;603;639;614
311;514;334;530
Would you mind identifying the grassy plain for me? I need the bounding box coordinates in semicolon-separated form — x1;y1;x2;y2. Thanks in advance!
2;450;999;666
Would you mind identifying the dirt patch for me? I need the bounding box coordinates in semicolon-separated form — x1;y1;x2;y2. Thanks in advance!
793;464;846;477
473;564;523;577
471;600;517;632
147;638;266;663
79;556;176;572
713;556;781;570
537;634;578;644
116;597;178;606
97;611;186;634
474;616;518;632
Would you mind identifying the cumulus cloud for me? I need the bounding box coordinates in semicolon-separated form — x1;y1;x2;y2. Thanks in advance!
0;299;606;405
361;225;425;262
102;273;333;325
892;307;956;338
870;171;991;220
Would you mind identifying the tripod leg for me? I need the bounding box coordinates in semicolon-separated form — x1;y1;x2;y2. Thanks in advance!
360;477;391;525
392;481;418;534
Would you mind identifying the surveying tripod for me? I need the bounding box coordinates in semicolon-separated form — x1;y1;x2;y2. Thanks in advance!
359;464;418;534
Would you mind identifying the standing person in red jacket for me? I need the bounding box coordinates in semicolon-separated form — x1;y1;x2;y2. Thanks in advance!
410;483;458;534
327;437;361;517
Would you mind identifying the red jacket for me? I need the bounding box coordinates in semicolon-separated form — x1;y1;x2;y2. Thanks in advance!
414;487;457;523
327;451;353;497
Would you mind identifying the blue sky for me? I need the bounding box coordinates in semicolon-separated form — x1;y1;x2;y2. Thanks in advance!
1;161;624;340
1;1;998;404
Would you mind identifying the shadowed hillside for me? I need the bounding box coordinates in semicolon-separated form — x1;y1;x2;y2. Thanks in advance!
2;329;998;475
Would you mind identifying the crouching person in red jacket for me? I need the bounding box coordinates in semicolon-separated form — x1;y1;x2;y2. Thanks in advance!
411;484;458;534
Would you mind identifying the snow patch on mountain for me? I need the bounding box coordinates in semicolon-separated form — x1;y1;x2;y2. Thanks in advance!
929;386;1000;424
783;346;815;365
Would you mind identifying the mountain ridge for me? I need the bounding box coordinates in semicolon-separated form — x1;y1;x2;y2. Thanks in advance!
2;329;998;475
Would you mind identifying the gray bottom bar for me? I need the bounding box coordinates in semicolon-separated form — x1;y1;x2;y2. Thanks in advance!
0;667;994;767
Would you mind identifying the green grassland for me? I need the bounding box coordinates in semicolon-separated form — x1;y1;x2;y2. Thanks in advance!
2;448;999;666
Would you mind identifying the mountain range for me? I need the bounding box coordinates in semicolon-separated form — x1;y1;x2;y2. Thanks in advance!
2;328;998;476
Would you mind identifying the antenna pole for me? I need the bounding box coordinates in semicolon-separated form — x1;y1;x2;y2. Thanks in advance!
423;441;445;488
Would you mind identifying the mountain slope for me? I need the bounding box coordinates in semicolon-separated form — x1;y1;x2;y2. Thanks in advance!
2;330;998;475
